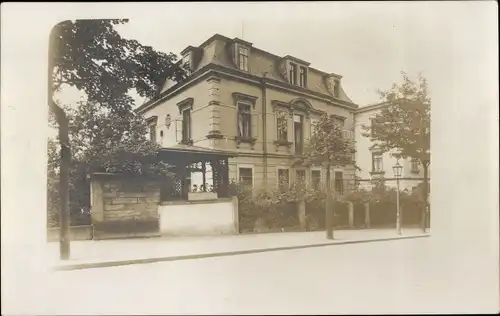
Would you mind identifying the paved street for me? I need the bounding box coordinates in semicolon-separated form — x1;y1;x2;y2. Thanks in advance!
4;236;497;315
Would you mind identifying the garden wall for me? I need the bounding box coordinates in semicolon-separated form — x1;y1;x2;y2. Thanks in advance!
90;173;162;240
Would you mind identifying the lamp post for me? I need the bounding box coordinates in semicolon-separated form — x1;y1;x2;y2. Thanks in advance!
392;161;403;235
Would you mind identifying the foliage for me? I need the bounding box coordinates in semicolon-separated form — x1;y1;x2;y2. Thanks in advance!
361;71;430;165
51;19;186;109
302;113;357;168
48;19;186;227
47;101;171;227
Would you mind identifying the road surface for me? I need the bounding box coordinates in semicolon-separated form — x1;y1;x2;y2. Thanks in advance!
3;237;497;315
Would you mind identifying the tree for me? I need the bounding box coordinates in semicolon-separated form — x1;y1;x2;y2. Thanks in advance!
362;71;430;231
48;19;186;259
301;114;357;239
47;101;171;228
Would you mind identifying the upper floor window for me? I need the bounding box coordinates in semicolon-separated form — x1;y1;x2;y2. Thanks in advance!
293;114;304;154
182;54;192;75
276;110;288;142
299;66;307;87
333;79;340;97
149;123;157;143
237;103;252;138
289;62;297;85
182;108;191;143
238;46;249;71
411;158;420;173
372;153;383;173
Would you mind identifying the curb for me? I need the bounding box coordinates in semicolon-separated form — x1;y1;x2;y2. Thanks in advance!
54;233;430;271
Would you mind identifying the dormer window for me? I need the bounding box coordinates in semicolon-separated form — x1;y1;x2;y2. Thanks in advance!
238;46;249;71
289;62;297;85
299;66;307;87
182;54;192;75
333;79;340;97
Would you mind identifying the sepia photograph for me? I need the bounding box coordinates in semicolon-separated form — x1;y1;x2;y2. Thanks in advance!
1;2;498;315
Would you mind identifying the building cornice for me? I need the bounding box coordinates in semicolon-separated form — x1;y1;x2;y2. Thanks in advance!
136;63;358;115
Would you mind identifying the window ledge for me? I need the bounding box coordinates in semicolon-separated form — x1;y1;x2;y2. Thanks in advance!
235;136;256;145
370;171;385;176
411;170;420;174
274;140;293;147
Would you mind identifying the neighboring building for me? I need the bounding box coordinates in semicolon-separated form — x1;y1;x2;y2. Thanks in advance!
137;34;358;193
354;102;429;192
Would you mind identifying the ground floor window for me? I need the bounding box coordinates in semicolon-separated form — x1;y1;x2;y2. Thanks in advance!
238;167;253;187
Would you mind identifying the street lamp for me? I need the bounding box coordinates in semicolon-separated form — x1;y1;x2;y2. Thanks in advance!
392;161;403;235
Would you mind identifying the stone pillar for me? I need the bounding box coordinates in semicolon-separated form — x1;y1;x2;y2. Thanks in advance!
298;200;307;231
364;203;371;228
232;196;239;234
90;179;104;223
347;201;354;228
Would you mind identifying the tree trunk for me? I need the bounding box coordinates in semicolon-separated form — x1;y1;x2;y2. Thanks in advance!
325;164;334;239
421;162;429;232
58;113;71;259
49;25;70;259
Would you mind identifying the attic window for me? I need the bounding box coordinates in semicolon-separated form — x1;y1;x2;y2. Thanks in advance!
238;46;249;71
333;79;340;97
182;54;192;75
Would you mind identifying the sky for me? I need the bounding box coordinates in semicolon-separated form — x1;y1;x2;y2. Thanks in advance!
54;1;496;111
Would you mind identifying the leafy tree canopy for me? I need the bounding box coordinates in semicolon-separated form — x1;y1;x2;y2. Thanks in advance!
50;19;186;113
362;71;430;164
304;113;357;168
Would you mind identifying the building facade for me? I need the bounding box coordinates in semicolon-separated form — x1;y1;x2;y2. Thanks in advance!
136;34;358;192
354;102;429;192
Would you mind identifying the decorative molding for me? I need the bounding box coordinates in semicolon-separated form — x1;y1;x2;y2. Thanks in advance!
234;136;257;149
273;140;293;148
145;116;158;124
207;131;224;139
164;114;171;129
206;76;221;83
283;55;310;66
179;139;194;146
232;92;258;107
176;97;194;114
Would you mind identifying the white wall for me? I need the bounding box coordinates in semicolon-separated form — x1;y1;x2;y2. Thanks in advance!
159;201;236;236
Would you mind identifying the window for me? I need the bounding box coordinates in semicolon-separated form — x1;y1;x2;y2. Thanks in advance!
149;124;157;143
182;108;191;143
334;171;344;194
277;168;290;190
299;66;307;87
276;110;288;141
294;114;304;154
411;158;420;173
239;168;253;187
295;170;306;186
289;62;297;85
237;103;252;138
333;79;340;97
182;54;191;75
238;46;249;71
372;153;383;173
311;170;321;189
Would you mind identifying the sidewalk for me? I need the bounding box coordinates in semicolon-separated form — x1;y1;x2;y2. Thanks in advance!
48;228;430;271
